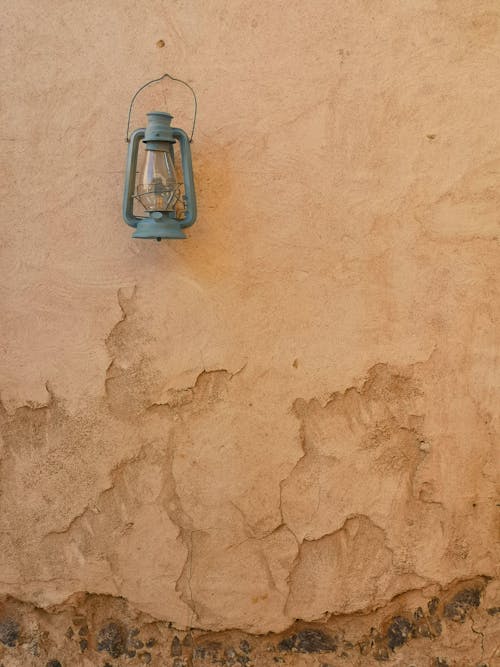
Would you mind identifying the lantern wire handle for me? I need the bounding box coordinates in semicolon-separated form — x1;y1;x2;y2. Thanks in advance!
125;73;197;143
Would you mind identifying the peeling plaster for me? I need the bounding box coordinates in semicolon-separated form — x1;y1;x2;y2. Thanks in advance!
0;357;496;635
0;576;498;665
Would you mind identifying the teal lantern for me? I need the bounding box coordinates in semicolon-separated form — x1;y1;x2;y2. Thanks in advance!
123;74;197;240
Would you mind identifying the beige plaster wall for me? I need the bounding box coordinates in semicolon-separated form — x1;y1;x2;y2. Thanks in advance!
1;0;499;664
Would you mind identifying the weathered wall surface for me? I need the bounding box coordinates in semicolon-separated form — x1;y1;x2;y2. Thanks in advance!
0;0;498;665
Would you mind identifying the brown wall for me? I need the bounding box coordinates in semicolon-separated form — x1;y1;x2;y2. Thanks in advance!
1;0;498;664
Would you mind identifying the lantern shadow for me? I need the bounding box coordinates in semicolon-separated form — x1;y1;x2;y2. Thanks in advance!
177;137;237;281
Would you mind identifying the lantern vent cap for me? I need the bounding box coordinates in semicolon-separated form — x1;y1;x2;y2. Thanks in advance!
144;112;175;143
147;111;173;120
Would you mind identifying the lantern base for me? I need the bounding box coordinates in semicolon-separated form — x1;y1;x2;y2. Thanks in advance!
132;218;187;240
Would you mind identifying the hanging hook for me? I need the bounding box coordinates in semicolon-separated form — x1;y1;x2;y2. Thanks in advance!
125;72;198;143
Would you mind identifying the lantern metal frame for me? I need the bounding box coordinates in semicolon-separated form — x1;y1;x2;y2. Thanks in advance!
122;74;197;240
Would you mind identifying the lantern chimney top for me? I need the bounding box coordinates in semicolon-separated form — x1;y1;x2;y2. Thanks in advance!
147;111;173;121
144;112;175;144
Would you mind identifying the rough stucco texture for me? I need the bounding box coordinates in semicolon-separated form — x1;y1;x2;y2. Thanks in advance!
0;0;499;664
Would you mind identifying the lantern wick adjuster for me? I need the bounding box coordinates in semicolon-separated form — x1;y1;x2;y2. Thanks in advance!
125;72;197;144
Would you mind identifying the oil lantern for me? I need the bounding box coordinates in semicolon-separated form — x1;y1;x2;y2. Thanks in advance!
122;74;197;240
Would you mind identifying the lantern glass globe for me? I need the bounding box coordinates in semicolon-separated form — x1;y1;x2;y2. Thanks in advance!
136;148;178;212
